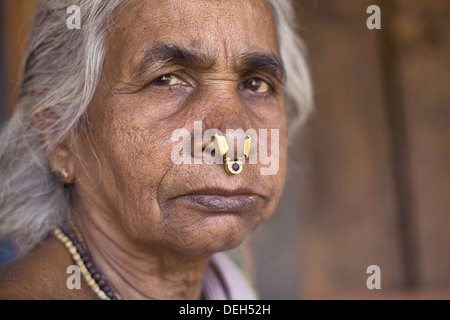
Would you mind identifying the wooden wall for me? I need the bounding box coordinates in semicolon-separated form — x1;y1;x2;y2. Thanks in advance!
280;0;450;298
0;0;36;118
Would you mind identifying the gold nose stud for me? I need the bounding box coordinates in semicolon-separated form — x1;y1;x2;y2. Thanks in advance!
213;133;251;175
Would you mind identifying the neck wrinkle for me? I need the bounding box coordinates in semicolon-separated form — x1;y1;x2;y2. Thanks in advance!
71;201;210;300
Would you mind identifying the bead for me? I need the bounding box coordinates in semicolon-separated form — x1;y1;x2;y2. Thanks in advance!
232;163;240;171
53;223;121;300
87;266;97;275
97;279;106;287
106;290;115;298
92;272;102;281
98;291;108;300
68;246;77;255
80;266;88;274
73;253;81;261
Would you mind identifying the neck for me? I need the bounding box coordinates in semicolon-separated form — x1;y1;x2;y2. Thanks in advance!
71;200;210;300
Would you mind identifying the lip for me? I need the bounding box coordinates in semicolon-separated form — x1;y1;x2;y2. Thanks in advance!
172;188;264;213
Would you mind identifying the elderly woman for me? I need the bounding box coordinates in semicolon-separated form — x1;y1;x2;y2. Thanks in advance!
0;0;312;300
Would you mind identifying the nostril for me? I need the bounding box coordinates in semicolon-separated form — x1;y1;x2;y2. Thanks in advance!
202;145;216;157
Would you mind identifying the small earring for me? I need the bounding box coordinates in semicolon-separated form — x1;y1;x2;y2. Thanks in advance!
55;167;70;182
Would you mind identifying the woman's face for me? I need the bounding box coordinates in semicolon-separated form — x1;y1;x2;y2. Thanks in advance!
74;0;287;255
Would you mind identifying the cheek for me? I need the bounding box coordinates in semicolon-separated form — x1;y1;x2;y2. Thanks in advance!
88;104;177;232
97;93;179;183
242;91;286;123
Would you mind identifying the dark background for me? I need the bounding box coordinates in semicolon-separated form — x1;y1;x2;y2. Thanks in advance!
1;0;449;299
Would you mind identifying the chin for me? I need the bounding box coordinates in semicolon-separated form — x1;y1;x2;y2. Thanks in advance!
159;210;267;256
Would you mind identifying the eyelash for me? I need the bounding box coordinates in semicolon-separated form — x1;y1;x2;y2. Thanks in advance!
147;73;275;95
149;73;185;87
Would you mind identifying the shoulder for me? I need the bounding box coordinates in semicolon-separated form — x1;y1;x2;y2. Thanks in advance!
0;237;94;300
0;261;49;299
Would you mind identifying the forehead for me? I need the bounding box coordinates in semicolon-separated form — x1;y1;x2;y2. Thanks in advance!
108;0;279;67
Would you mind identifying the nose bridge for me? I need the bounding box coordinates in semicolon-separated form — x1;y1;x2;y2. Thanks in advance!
203;89;253;156
189;84;254;160
200;88;253;133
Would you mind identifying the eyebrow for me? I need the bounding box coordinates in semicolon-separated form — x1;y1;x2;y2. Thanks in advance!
134;43;286;84
238;52;286;84
134;44;213;78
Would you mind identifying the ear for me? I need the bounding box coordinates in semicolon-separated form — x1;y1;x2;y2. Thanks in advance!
32;111;76;184
48;140;76;184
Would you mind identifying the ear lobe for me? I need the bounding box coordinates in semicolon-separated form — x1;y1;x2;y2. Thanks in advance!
32;111;76;184
51;143;76;184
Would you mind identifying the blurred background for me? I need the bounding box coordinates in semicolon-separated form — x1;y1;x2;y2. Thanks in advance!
0;0;449;299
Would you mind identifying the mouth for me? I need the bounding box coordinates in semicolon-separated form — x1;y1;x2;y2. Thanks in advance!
172;188;264;213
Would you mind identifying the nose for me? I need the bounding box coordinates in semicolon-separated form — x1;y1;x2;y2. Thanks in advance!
189;90;254;162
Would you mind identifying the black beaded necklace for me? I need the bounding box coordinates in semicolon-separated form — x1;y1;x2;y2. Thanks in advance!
53;220;121;300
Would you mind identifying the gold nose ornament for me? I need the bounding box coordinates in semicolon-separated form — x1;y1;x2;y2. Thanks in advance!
213;133;251;175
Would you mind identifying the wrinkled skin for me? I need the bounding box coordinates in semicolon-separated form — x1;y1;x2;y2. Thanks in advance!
0;0;287;300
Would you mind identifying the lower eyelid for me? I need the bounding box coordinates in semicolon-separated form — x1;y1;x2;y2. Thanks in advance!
240;89;273;99
148;84;193;94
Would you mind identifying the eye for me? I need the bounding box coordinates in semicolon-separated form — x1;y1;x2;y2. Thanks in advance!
243;78;272;94
150;74;183;86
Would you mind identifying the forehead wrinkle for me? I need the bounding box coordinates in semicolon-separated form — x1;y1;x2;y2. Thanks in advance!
133;43;216;80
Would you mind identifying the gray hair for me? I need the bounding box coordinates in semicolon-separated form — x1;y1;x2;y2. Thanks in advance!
0;0;313;254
